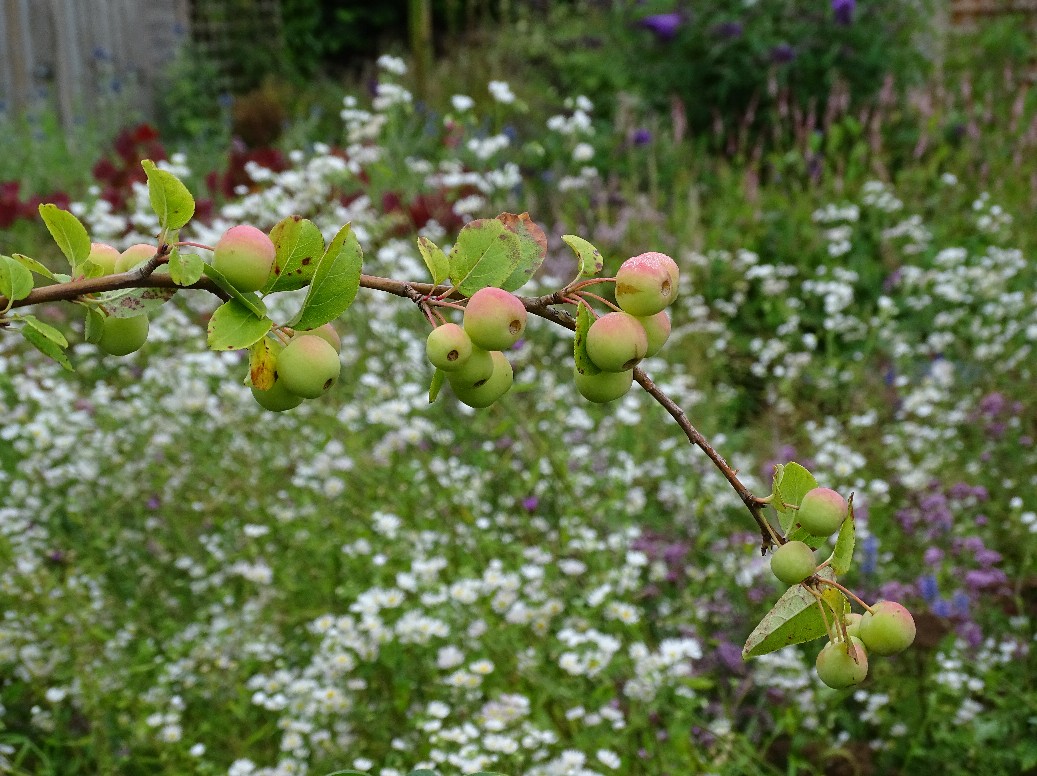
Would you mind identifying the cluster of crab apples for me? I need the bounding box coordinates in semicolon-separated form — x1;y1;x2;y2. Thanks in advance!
424;251;681;408
87;225;345;412
86;224;278;358
575;251;679;403
426;287;525;408
767;487;917;689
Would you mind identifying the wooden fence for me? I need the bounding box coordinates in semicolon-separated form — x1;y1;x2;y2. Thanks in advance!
0;0;191;125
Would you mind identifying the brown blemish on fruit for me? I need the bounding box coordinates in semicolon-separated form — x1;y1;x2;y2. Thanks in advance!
323;378;334;390
661;279;671;295
509;319;521;334
447;350;459;362
473;378;488;388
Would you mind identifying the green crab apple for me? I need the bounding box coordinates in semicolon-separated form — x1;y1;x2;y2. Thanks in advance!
87;243;120;275
586;312;648;372
276;334;340;399
115;243;157;273
615;252;679;317
445;346;494;390
462;287;527;351
299;323;341;352
451;350;513;408
574;367;633;403
97;314;149;356
638;310;671;357
815;636;869;689
769;540;816;585
426;323;473;372
212;224;276;292
797;487;847;536
858;601;916;655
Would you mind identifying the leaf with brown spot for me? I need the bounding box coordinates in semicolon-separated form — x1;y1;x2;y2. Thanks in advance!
498;212;547;292
288;222;363;330
262;216;325;294
249;337;277;390
561;234;604;279
95;287;177;318
447;218;522;297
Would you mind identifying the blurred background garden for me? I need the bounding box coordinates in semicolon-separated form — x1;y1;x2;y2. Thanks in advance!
1;0;1037;773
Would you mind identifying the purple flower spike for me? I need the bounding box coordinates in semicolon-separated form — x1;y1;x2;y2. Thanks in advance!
631;128;653;146
832;0;855;25
638;12;684;42
770;43;796;64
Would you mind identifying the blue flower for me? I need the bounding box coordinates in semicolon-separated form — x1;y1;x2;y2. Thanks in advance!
832;0;855;26
638;13;684;43
918;574;939;603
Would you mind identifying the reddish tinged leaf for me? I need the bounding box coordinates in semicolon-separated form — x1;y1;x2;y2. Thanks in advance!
498;212;548;291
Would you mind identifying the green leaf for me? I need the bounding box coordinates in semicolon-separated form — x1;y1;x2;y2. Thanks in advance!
498;212;548;291
573;302;601;376
770;464;788;513
21;325;73;371
141;159;195;230
202;263;268;318
429;368;446;403
168;249;204;287
79;259;107;279
263;216;325;293
417;236;449;286
95;287;177;319
11;253;58;282
289;223;363;330
84;308;106;344
561;234;603;278
0;255;34;309
743;566;837;658
206;300;272;351
775;464;829;547
20;314;67;347
38;204;91;270
322;772;371;776
448;218;523;297
249;336;278;391
827;497;856;575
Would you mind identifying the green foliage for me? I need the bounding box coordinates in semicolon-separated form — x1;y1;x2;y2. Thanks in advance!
560;234;603;280
743;566;838;658
289;224;364;330
154;41;232;145
447;219;522;297
142;160;196;231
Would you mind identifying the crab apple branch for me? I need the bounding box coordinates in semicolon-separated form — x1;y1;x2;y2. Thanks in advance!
1;266;774;542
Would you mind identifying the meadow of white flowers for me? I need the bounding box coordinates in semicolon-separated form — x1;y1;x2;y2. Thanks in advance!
1;56;1034;776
